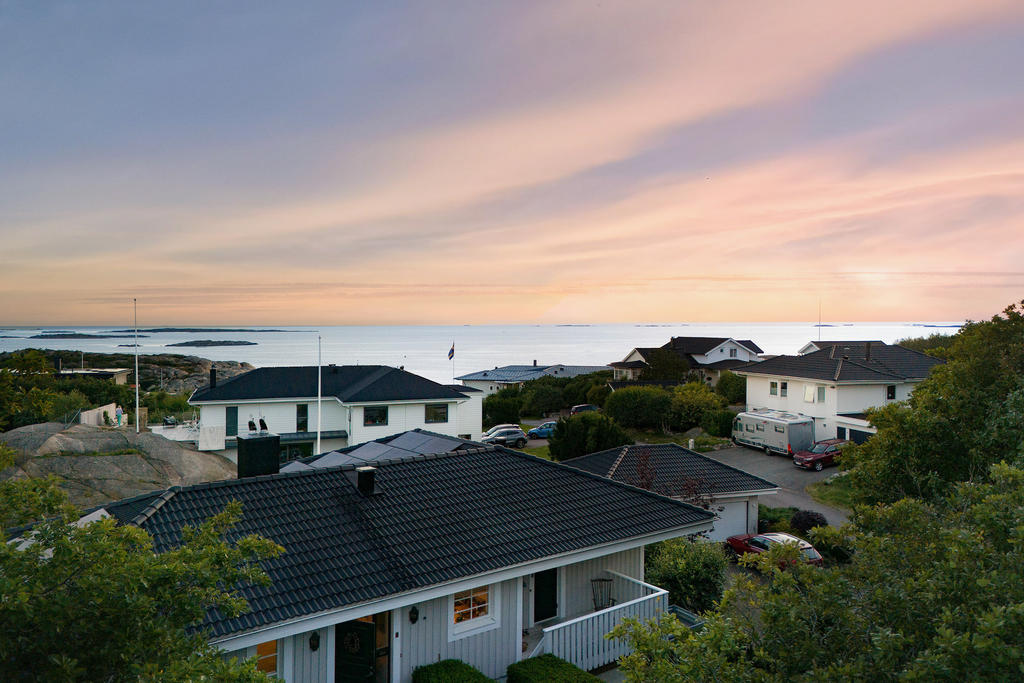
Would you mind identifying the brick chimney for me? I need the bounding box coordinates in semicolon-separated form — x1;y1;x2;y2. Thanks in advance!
864;341;871;361
209;368;217;389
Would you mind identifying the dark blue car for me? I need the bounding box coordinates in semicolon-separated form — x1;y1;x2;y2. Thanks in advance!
527;421;558;439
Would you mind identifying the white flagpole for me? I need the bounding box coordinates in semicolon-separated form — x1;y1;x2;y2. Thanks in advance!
134;298;139;433
316;334;322;455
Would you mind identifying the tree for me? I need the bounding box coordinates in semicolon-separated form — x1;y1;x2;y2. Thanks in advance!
644;539;727;613
520;381;565;417
670;382;725;431
0;444;283;682
714;370;746;405
639;349;692;382
483;387;522;427
547;412;631;461
896;332;957;358
604;386;673;430
586;383;611;407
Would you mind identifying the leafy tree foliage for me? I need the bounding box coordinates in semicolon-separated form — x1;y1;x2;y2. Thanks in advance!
604;386;673;430
896;332;958;358
585;382;611;407
547;412;631;461
644;539;727;613
0;444;283;682
483;391;522;427
789;509;828;535
699;409;736;438
612;463;1024;681
670;382;726;431
714;370;746;405
844;301;1024;504
639;349;692;382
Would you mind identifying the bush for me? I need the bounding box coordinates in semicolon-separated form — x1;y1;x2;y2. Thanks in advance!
585;383;611;408
700;409;736;437
645;538;728;613
790;509;829;535
483;394;521;427
604;386;672;430
714;370;746;405
507;654;599;682
758;505;798;533
547;412;632;462
520;382;564;417
671;382;726;431
412;659;491;682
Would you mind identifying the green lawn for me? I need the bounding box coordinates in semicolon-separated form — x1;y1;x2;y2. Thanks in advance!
626;430;732;452
522;445;551;460
807;474;856;510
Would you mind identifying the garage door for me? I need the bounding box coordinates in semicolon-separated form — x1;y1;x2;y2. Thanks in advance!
849;429;873;444
709;500;748;541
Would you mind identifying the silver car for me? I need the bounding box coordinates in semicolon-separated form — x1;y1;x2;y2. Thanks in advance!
481;428;528;449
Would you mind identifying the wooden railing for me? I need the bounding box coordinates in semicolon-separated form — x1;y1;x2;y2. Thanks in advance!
532;570;667;671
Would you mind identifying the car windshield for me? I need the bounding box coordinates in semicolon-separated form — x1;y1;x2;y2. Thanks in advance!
801;547;822;560
810;443;830;453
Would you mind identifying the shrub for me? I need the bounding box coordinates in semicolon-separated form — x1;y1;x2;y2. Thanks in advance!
758;505;798;533
547;412;632;462
714;370;746;405
413;659;491;682
507;654;599;682
790;509;829;535
520;382;564;417
483;394;521;427
671;382;726;431
645;538;728;613
700;409;736;437
585;383;611;408
604;386;672;430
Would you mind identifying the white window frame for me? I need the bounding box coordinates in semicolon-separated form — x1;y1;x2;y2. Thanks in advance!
448;583;501;641
817;386;826;403
803;386;815;403
780;382;788;397
769;381;778;396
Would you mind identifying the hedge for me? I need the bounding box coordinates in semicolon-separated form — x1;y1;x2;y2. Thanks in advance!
506;654;599;682
412;659;492;682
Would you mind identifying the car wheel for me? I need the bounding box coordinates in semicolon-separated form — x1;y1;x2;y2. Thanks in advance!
516;439;527;448
763;445;771;455
814;462;823;471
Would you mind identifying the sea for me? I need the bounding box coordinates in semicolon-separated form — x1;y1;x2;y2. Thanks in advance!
0;322;962;385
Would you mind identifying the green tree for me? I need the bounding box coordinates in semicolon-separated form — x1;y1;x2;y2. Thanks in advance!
0;444;283;682
604;386;673;430
520;381;565;417
896;332;957;358
639;349;692;382
585;382;611;407
670;382;726;431
645;539;727;613
714;370;746;405
2;349;53;375
483;392;521;427
547;412;631;461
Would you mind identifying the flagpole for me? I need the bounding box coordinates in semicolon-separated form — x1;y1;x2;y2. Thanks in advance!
316;334;322;455
134;298;139;434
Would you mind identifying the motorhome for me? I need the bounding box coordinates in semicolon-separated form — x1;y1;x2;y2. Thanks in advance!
732;409;814;456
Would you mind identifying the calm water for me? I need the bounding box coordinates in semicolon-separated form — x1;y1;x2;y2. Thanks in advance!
0;322;960;385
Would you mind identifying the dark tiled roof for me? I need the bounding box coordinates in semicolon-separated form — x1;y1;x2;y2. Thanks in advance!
190;365;467;403
733;344;943;382
446;384;482;393
609;360;648;370
696;358;753;371
563;444;779;499
660;337;762;356
105;442;713;638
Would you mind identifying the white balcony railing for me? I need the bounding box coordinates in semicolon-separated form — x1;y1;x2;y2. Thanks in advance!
531;570;667;671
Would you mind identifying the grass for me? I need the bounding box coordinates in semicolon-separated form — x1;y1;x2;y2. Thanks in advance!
522;445;551;460
806;474;856;510
626;429;732;452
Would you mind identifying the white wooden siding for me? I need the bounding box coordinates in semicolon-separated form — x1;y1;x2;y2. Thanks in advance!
559;549;643;620
288;626;332;682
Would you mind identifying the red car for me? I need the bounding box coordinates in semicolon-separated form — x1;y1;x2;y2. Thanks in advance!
792;438;849;471
725;532;823;566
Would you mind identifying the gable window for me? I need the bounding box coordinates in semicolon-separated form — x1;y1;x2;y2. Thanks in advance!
255;640;277;675
449;584;500;640
780;382;788;397
296;404;308;432
225;406;238;437
364;406;388;426
886;385;896;400
817;386;826;403
425;404;449;424
770;381;778;396
730;348;737;358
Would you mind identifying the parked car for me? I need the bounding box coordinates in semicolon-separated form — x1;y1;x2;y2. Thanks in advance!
482;423;519;438
793;438;850;471
527;421;558;439
481;428;528;449
570;404;599;415
725;532;823;567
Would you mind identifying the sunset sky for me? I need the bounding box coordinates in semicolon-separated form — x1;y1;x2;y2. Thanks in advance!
2;1;1023;325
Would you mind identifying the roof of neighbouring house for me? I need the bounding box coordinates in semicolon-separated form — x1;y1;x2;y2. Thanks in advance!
562;443;779;499
455;364;609;383
100;433;713;639
662;337;764;355
733;343;943;382
190;365;468;403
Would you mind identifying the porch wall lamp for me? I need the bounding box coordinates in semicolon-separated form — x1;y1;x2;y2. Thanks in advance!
409;606;419;624
309;631;320;651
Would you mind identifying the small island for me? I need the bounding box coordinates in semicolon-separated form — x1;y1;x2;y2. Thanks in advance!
166;340;258;347
30;333;149;339
110;327;284;333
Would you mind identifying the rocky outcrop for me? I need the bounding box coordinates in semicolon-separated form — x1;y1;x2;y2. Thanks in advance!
0;423;235;509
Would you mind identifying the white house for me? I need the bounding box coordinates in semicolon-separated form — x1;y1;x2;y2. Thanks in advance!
180;365;482;461
610;337;763;385
562;443;779;541
733;342;943;442
456;361;610;397
91;430;715;680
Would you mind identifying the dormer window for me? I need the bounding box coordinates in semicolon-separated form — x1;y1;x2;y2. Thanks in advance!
730;348;737;358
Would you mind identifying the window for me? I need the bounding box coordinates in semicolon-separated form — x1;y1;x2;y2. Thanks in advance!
425;404;449;424
837;427;847;439
449;584;500;640
255;640;277;675
780;382;788;397
745;424;754;432
817;386;826;403
730;348;737;358
225;406;238;437
364;406;388;426
770;381;778;396
886;385;896;400
804;386;815;403
296;404;308;432
774;425;785;433
755;423;765;432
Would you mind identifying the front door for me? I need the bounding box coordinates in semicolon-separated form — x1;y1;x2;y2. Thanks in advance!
336;613;390;682
534;568;558;623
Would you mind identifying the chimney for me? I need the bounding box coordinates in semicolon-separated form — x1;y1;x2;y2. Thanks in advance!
356;466;377;495
236;432;280;478
533;359;537;367
209;368;217;389
864;341;872;361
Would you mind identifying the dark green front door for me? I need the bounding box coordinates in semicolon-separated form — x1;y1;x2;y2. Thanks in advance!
534;568;558;622
336;620;375;682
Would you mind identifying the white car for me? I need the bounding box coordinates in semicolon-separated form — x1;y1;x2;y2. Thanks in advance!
482;423;519;438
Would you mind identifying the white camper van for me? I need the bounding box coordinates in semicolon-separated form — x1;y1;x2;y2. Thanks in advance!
732;409;814;456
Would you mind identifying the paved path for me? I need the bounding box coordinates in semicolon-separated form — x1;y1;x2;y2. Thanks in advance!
701;446;849;526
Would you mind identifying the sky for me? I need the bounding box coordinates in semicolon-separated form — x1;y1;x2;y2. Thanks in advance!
1;1;1023;325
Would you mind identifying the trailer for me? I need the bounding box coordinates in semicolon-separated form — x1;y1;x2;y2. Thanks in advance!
732;409;815;456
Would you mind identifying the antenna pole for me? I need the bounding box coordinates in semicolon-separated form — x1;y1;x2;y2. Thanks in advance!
134;298;139;433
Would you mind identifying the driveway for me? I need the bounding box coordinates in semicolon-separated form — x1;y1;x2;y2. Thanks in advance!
701;446;849;526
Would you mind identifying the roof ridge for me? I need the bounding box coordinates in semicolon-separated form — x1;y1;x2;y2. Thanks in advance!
129;489;178;527
607;445;631;478
335;365;396;401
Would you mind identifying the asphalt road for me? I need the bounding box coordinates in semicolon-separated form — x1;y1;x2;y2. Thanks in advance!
701;445;849;526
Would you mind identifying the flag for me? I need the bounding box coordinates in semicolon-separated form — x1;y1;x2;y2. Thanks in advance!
448;343;455;360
